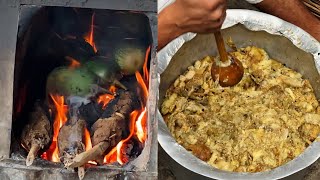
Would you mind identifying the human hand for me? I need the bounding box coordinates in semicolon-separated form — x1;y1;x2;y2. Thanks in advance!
158;0;227;50
171;0;227;34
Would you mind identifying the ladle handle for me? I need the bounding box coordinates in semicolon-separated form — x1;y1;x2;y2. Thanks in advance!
214;31;229;62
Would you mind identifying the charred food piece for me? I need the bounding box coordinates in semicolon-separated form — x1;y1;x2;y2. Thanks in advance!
21;102;52;166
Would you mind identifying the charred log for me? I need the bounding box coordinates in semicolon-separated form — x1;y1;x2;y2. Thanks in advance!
57;117;86;166
78;101;103;127
57;116;88;179
21;102;52;166
67;90;136;167
67;113;125;168
101;90;138;118
124;138;144;160
92;90;136;147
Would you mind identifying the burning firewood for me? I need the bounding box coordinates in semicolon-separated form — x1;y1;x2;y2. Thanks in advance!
58;117;86;165
78;101;103;127
67;90;135;168
67;114;125;168
57;117;86;179
21;102;52;166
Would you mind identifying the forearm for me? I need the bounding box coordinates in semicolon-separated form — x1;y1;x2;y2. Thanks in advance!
255;0;320;41
158;4;184;51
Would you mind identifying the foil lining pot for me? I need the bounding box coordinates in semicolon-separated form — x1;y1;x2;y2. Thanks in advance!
157;9;320;180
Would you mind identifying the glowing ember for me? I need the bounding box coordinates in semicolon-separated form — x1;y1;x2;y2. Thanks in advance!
41;94;68;162
84;12;97;53
66;56;80;68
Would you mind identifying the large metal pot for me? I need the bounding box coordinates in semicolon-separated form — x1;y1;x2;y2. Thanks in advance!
157;9;320;180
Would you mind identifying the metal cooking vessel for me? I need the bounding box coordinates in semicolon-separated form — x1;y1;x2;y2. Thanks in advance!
158;9;320;180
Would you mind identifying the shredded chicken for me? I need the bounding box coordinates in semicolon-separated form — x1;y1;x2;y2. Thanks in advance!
161;46;320;172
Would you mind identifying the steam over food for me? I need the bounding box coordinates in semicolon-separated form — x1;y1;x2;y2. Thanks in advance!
161;46;320;172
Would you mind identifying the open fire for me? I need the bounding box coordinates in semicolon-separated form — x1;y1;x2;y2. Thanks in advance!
41;50;150;165
40;94;68;162
16;7;152;180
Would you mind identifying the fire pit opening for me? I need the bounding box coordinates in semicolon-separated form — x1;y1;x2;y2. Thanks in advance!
11;5;153;179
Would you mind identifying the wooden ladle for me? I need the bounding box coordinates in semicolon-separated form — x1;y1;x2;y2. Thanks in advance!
211;31;244;87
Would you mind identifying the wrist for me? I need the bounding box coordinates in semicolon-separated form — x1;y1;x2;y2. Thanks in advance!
162;3;186;36
158;3;186;50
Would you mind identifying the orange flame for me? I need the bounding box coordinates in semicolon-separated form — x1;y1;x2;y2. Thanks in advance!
84;128;92;151
41;94;68;162
98;94;114;109
103;146;117;163
103;47;150;165
133;47;150;143
143;46;151;84
84;12;97;53
109;85;116;94
104;110;139;164
66;56;80;68
136;107;147;142
135;71;148;106
98;85;117;108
